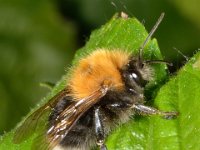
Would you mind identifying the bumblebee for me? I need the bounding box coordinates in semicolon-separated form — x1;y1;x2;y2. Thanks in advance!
13;13;177;150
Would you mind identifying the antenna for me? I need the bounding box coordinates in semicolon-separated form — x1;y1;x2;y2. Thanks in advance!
173;47;189;61
139;13;165;66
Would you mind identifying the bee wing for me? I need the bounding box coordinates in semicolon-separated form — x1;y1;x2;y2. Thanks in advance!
13;89;69;144
46;86;108;149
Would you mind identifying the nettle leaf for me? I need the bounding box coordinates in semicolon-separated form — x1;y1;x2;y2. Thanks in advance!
0;13;190;149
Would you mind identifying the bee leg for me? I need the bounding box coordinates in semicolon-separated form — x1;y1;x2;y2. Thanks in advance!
133;104;178;119
94;106;107;150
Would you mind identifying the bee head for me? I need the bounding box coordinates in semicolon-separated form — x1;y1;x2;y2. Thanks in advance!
121;57;152;97
120;13;165;96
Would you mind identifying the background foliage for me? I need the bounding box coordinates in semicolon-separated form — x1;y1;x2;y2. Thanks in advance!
0;0;200;138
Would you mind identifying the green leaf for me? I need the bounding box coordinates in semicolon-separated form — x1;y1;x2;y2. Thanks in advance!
0;13;168;149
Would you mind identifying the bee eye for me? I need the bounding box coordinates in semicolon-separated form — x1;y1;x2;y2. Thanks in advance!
129;72;147;87
121;62;147;89
130;73;138;80
129;72;140;84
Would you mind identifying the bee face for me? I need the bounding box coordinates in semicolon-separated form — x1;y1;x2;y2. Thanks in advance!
121;59;151;98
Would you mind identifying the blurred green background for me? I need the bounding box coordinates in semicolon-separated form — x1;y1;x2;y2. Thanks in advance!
0;0;200;135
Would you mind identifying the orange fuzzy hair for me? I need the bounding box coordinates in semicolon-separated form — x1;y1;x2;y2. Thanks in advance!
68;49;130;99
